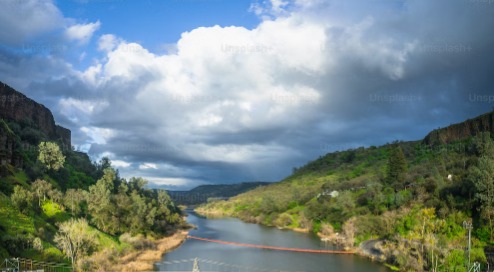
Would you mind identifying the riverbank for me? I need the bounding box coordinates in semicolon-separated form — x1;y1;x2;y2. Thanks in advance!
82;230;189;271
119;231;189;272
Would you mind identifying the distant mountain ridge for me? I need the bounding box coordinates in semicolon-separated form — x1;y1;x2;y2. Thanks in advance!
167;182;271;205
423;110;494;145
0;82;71;148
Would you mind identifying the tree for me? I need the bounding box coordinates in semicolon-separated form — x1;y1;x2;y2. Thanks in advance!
387;145;408;187
333;191;355;217
128;190;152;234
64;189;87;216
48;189;63;204
470;156;494;240
98;157;112;171
54;218;97;266
128;177;148;192
32;179;54;207
11;186;34;215
156;190;180;227
472;132;494;157
38;142;65;171
469;133;494;240
364;182;385;214
87;168;115;233
33;237;43;251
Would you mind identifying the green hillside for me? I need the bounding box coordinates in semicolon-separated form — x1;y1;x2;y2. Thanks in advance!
198;111;494;271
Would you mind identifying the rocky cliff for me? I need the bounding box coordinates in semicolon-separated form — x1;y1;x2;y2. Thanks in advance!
423;111;494;145
0;82;71;148
0;119;18;167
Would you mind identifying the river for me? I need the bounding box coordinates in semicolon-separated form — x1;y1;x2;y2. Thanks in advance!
155;210;388;272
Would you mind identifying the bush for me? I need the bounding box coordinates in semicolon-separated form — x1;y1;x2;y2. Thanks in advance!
319;222;334;236
275;213;292;228
475;226;491;243
444;249;467;272
119;233;155;251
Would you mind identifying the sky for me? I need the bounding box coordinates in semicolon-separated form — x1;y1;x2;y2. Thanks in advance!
1;0;493;190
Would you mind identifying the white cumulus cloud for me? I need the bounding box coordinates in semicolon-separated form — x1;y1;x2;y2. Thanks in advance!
65;21;101;44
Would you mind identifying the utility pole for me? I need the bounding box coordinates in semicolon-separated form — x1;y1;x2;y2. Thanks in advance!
463;221;473;270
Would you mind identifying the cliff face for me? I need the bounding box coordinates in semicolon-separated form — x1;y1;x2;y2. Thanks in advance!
423;111;494;145
0;82;71;148
0;120;15;167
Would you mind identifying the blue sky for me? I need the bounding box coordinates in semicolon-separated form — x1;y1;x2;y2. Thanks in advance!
56;0;260;68
57;0;259;45
1;0;493;189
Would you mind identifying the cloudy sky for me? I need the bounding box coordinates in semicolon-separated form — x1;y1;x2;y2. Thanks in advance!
1;0;493;189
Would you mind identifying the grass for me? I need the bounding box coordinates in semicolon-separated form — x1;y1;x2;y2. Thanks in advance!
42;241;66;261
0;193;66;262
42;200;70;222
21;241;65;262
88;226;130;253
0;193;35;235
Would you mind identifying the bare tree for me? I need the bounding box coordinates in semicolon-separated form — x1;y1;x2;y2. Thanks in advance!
54;218;97;266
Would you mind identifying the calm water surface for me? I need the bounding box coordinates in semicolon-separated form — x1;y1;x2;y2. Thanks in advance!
156;210;388;272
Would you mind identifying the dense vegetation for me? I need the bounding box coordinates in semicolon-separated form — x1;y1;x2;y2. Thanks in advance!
198;126;494;271
0;118;184;270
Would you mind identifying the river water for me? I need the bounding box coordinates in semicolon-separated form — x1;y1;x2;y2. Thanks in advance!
156;210;388;272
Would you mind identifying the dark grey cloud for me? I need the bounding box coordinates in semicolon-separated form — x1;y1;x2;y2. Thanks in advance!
1;0;493;190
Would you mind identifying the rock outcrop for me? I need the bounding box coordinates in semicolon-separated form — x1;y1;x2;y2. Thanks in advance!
423;111;494;145
0;81;71;148
0;119;16;167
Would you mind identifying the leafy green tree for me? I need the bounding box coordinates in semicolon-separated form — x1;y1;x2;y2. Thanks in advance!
88;168;115;232
113;189;132;233
98;156;112;171
156;190;180;226
473;132;494;157
54;218;97;266
127;177;148;192
11;186;34;215
38;142;65;171
387;145;408;187
470;156;494;240
364;182;385;214
128;190;152;234
333;191;355;217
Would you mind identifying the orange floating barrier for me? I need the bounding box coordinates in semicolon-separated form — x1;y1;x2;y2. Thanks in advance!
187;235;355;254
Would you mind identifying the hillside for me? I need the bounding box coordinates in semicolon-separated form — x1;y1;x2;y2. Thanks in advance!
0;83;185;271
198;110;494;271
167;182;271;205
